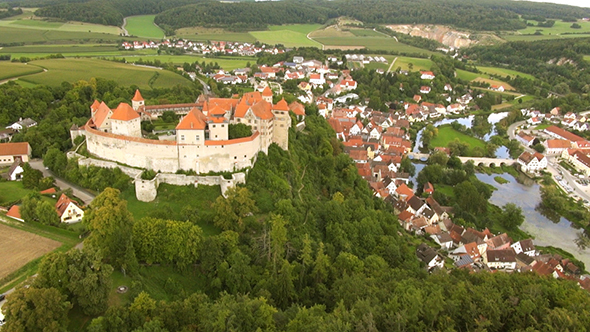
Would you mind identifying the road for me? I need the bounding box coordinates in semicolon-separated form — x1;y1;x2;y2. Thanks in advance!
29;159;95;206
387;57;398;73
121;17;129;36
194;76;211;96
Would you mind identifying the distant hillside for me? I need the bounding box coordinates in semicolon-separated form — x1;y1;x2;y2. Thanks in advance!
27;0;590;31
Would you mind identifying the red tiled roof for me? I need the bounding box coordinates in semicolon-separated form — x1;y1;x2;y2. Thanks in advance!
262;86;273;96
545;125;585;142
395;183;414;200
545;139;571;149
6;205;22;220
55;193;79;218
176;108;208;130
289;101;306;116
40;188;57;194
132;89;144;102
0;142;30;157
110;103;140;121
93;101;111;127
273;99;290;111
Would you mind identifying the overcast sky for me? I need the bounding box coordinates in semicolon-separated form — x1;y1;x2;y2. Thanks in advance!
517;0;590;8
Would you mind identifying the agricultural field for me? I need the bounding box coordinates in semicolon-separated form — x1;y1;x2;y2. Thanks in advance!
18;58;192;89
0;25;130;45
517;19;590;36
0;17;121;34
472;77;515;91
0;61;44;81
313;36;434;53
455;69;482;81
0;44;153;59
124;15;165;39
0;223;61;280
430;125;486;149
250;24;322;48
394;56;433;71
477;66;535;80
350;29;383;37
122;55;254;70
176;27;256;43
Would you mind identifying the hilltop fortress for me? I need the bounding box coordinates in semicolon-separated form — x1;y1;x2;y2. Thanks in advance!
71;88;306;174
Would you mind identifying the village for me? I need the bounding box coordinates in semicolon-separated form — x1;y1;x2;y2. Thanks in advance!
3;52;590;292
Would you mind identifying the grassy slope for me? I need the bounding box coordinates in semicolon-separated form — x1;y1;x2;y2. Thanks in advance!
121;55;255;70
175;27;256;43
313;36;434;53
0;61;44;80
251;24;322;48
19;58;191;89
0;17;120;34
477;66;535;80
394;56;433;71
429;125;486;150
0;25;129;44
124;15;165;39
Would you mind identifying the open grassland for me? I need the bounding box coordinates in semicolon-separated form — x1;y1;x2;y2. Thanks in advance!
0;181;44;205
472;77;515;91
121;183;221;237
19;58;192;89
0;61;44;80
517;19;590;36
477;66;535;80
429;125;486;151
122;55;254;70
456;69;482;81
394;56;433;71
503;33;590;41
313;36;434;53
251;24;322;48
455;69;516;90
176;27;256;43
0;223;61;280
0;25;130;45
124;15;164;39
350;29;382;37
0;17;121;34
310;25;356;38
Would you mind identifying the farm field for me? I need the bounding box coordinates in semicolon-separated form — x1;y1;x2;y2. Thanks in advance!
122;55;254;70
0;25;131;45
395;56;433;71
456;69;482;81
250;24;322;47
477;66;535;80
0;61;44;80
313;36;434;53
121;183;222;237
176;27;256;43
429;125;486;151
0;17;121;34
124;15;165;39
0;223;61;280
19;58;192;89
472;77;515;91
516;19;590;36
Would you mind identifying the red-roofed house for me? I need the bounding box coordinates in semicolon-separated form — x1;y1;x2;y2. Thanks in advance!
0;142;31;165
395;183;414;202
6;205;23;222
420;71;435;80
517;151;547;172
55;193;84;223
543;139;572;154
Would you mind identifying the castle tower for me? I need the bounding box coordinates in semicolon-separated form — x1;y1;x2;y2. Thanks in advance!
262;86;273;103
131;89;145;111
111;103;141;137
271;98;291;150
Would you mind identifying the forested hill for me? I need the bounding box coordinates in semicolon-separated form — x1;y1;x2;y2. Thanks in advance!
154;1;334;31
33;0;196;26
28;0;590;31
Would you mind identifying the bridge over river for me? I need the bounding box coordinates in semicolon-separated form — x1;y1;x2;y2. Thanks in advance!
408;152;515;167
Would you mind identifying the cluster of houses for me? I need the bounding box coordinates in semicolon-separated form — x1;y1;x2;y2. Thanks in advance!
122;40;285;56
525;107;590;132
5;190;84;224
342;54;388;64
1;117;37;142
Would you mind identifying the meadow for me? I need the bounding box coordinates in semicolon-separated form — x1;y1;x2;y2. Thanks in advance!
0;61;44;81
250;24;322;48
517;19;590;36
429;125;486;152
124;15;165;39
176;27;256;43
477;66;535;80
0;25;130;45
0;17;121;34
313;36;434;53
18;58;192;89
122;55;255;70
394;56;433;71
455;69;516;90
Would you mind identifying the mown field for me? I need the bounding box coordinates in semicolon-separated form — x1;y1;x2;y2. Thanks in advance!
121;55;254;70
313;36;434;53
477;66;535;80
250;24;322;48
517;19;590;35
0;25;130;45
455;69;516;90
124;15;165;39
394;56;433;71
0;16;121;34
176;27;256;43
0;44;152;59
429;125;486;151
18;58;192;89
0;61;44;80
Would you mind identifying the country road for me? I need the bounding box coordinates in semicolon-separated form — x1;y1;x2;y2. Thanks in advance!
121;17;129;36
387;57;398;73
29;159;95;205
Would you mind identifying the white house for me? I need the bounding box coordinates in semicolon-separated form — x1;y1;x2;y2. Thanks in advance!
6;118;37;132
485;249;517;270
7;158;24;181
416;243;444;271
516;131;535;147
517;151;547;172
420;71;435;80
491;85;505;92
511;239;536;257
420;86;431;94
309;73;325;86
55;193;84;223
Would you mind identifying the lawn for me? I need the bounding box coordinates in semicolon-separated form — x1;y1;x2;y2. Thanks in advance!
0;61;44;80
124;15;165;39
151;118;178;131
472;77;515;91
121;183;221;236
535;123;552;130
456;69;482;81
0;181;39;205
429;125;486;151
19;58;192;89
477;66;535;80
250;29;321;48
394;56;433;72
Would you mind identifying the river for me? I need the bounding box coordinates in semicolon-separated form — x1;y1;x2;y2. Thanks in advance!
413;112;510;158
408;163;590;266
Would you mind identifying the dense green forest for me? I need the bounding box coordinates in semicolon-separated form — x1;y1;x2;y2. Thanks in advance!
24;0;590;31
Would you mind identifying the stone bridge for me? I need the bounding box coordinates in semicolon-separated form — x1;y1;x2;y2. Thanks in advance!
408;152;515;167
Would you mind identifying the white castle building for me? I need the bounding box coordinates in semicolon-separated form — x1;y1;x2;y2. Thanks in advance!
71;88;306;174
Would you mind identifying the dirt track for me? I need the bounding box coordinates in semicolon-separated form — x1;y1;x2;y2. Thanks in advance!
0;223;61;280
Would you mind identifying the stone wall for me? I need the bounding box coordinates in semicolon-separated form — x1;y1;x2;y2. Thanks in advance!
68;151;143;178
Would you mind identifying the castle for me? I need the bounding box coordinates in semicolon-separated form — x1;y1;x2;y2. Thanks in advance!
71;87;306;174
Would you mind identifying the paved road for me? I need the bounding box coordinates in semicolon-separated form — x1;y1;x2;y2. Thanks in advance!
29;159;95;205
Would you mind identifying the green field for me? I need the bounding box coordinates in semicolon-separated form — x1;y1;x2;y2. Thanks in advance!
124;15;165;39
350;29;383;37
122;55;254;70
0;61;44;80
477;66;535;80
456;69;482;81
18;58;192;89
121;183;222;237
394;56;433;71
0;181;39;205
517;19;590;35
313;36;434;53
0;25;130;45
176;27;256;43
251;24;322;48
429;125;486;152
0;17;121;34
